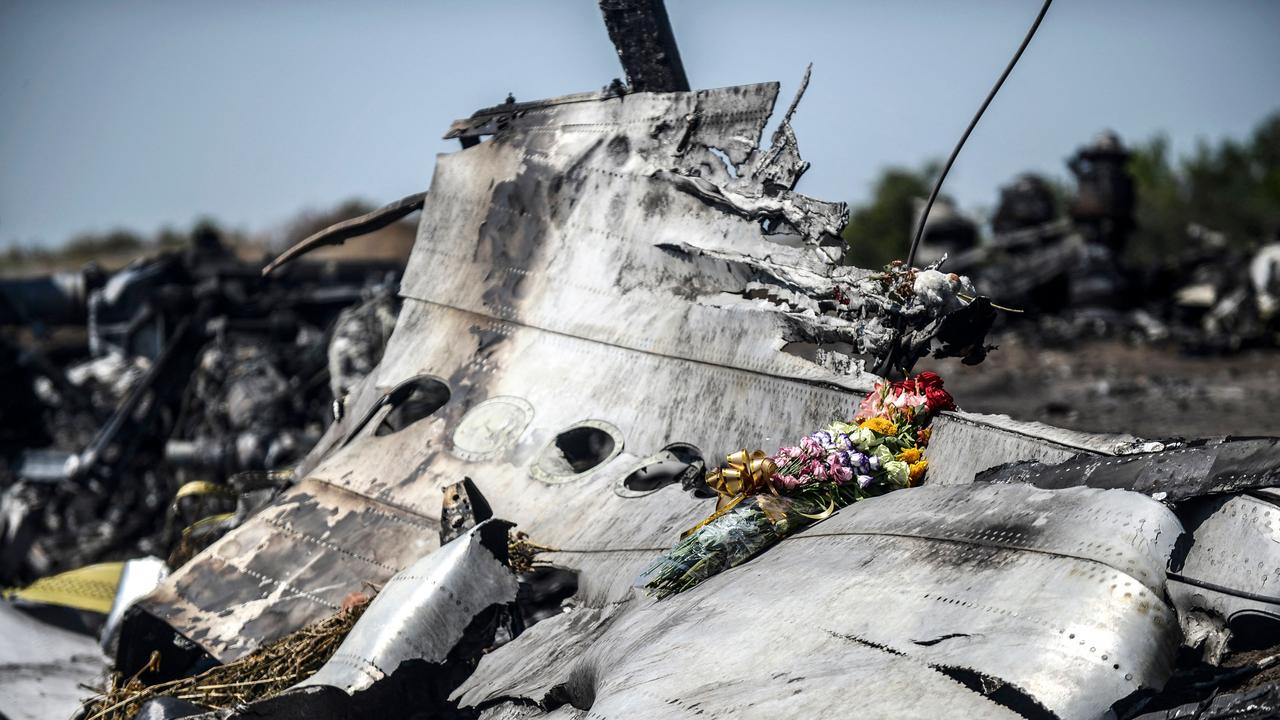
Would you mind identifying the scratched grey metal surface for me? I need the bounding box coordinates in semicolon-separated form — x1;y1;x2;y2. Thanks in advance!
0;603;106;720
924;410;1144;486
456;483;1183;720
976;437;1280;501
134;82;878;662
301;520;517;693
139;476;441;659
468;603;1027;720
480;704;587;720
1168;493;1280;627
397;81;863;387
130;81;1188;718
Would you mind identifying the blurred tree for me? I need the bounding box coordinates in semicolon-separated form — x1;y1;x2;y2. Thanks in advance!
64;229;143;257
280;199;376;250
843;111;1280;269
1129;111;1280;263
155;225;187;250
1128;135;1185;263
841;160;939;268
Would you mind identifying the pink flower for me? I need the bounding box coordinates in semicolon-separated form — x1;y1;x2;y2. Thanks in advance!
774;446;802;463
855;387;885;421
805;460;827;481
888;389;928;410
773;472;802;492
800;436;824;456
827;457;853;484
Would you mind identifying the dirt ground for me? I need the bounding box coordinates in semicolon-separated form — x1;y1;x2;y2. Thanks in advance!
918;334;1280;439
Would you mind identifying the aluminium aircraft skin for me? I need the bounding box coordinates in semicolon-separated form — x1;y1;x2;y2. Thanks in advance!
126;81;1190;718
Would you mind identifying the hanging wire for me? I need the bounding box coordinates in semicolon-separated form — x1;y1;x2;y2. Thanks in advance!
906;0;1054;268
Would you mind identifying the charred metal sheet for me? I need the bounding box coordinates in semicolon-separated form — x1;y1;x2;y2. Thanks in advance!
455;484;1183;720
439;477;494;545
125;477;440;664
1167;493;1280;657
262;192;426;275
653;70;844;246
598;0;689;93
133;80;994;674
301;519;516;693
1132;683;1280;720
133;81;888;662
925;410;1147;486
402;81;872;388
976;437;1280;502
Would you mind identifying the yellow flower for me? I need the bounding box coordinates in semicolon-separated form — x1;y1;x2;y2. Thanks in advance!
896;447;922;464
908;460;929;485
859;417;898;436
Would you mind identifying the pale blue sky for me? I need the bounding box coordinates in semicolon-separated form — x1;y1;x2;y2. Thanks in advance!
2;1;1278;248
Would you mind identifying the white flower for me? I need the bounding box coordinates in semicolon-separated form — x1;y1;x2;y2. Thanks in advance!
851;427;879;451
883;460;910;488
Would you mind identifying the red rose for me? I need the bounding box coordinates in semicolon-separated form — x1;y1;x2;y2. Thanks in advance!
924;385;955;413
914;371;944;390
893;372;943;396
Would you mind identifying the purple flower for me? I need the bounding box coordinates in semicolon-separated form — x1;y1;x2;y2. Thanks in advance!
868;455;881;471
838;434;856;451
856;474;874;489
828;456;854;484
812;430;834;448
850;451;871;474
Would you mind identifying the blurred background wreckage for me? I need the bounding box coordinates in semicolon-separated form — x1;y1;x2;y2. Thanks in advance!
3;2;1280;719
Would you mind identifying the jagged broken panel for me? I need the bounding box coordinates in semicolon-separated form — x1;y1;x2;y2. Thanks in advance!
976;437;1280;501
925;410;1145;486
134;477;441;662
132;83;877;664
302;520;518;693
457;484;1183;720
1168;491;1280;633
403;82;869;385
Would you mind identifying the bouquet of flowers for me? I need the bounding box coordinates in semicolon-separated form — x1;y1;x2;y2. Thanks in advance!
640;371;956;599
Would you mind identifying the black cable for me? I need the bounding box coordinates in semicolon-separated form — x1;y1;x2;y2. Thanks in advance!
906;0;1053;268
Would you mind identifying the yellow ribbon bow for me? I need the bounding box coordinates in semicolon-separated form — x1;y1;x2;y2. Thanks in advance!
682;449;780;538
706;449;778;500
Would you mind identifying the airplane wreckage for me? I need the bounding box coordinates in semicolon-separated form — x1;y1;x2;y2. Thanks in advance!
6;2;1280;719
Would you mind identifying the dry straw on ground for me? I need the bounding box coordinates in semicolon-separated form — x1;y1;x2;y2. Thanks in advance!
84;594;370;720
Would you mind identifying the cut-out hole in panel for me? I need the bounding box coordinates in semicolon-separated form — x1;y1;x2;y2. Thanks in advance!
529;421;623;484
554;427;615;473
617;443;705;498
1228;611;1280;651
375;376;451;436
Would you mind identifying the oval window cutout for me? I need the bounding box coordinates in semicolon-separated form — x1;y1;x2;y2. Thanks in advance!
617;443;704;498
529;421;623;484
375;376;451;436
